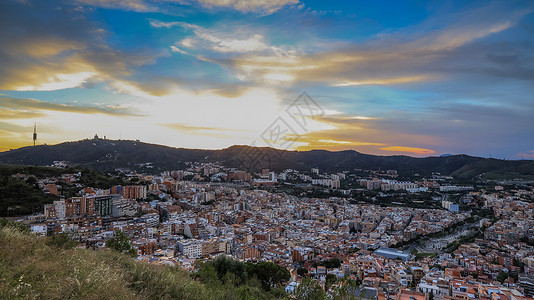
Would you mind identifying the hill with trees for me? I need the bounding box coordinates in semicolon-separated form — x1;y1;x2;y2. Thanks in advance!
1;138;533;178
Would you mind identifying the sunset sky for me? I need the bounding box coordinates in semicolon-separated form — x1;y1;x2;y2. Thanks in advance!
1;0;533;158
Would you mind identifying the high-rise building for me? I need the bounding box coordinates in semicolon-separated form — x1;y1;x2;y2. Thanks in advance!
95;196;113;216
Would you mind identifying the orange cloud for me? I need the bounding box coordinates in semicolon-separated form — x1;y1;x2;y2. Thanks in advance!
518;150;534;159
380;146;435;155
295;139;384;151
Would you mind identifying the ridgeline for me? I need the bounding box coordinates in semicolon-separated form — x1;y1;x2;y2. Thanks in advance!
1;138;533;178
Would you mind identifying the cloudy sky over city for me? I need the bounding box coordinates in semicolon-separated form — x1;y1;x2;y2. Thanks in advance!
1;0;533;158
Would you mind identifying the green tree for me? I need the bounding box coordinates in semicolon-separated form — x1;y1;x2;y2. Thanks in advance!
208;255;248;285
106;230;137;256
25;176;37;187
247;261;290;291
297;267;309;277
331;281;358;300
195;263;220;285
295;278;326;300
323;258;342;269
497;271;508;283
326;274;337;290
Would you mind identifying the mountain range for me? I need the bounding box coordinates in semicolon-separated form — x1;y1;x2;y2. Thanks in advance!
1;138;533;179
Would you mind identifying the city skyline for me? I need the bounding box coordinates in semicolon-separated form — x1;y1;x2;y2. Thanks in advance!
1;0;533;159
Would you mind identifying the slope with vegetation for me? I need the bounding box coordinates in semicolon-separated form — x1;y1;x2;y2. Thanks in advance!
0;221;280;299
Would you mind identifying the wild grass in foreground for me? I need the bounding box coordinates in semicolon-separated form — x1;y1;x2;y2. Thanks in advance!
0;221;288;300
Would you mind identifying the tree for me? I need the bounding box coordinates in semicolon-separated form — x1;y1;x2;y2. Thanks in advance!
208;255;248;285
331;281;358;300
195;263;220;285
25;176;37;187
106;230;137;256
247;261;290;291
497;271;508;283
323;258;342;269
295;278;326;300
326;274;337;290
297;267;309;277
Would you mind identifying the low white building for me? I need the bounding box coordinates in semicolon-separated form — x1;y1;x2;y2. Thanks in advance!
30;224;47;236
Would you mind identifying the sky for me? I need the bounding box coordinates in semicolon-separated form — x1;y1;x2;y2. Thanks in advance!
0;0;533;159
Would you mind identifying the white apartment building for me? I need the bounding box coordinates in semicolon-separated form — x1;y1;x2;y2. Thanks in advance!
177;239;202;259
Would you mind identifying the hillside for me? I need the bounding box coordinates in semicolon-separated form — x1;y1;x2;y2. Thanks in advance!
0;223;288;300
1;138;533;178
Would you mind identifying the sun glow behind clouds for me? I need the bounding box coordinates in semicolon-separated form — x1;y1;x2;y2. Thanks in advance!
16;81;332;150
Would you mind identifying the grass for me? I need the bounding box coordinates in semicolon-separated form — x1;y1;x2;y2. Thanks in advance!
0;225;241;300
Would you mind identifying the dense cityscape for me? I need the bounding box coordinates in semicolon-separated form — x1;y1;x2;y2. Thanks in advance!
2;0;534;299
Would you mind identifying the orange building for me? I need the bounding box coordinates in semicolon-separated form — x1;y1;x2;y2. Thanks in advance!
133;239;157;255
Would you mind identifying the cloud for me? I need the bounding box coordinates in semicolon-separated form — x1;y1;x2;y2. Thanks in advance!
0;0;159;94
182;0;299;14
170;46;188;55
0;97;139;116
77;0;299;14
74;0;156;12
221;2;533;87
161;122;235;138
181;31;270;53
0;109;45;120
148;20;186;28
380;146;436;155
159;21;283;54
329;76;433;87
518;150;534;159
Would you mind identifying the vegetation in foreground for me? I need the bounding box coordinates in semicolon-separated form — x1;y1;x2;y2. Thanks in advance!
0;222;211;299
0;220;286;299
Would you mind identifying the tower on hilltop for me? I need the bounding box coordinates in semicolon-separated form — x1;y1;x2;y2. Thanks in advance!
33;123;37;146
